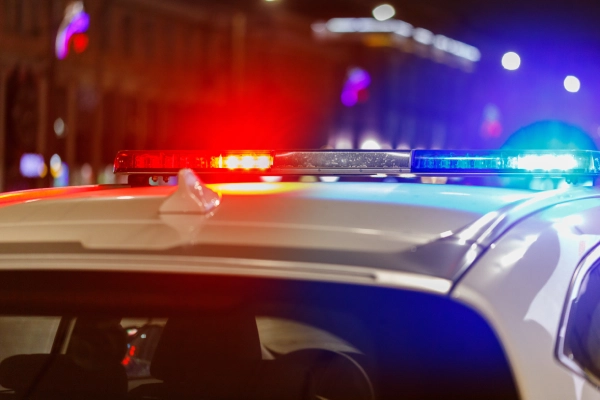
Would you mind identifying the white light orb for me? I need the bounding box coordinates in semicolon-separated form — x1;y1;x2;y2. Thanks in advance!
564;75;580;93
501;52;521;71
361;139;381;150
372;4;395;21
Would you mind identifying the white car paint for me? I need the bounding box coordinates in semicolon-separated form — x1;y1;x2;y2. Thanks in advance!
0;182;531;253
454;198;600;400
3;176;600;399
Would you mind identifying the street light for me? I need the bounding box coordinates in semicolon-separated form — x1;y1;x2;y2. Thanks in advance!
372;4;395;21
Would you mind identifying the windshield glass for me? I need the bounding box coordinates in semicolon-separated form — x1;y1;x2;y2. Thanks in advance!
0;270;518;399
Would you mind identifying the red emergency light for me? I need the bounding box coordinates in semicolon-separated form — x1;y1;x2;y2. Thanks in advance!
114;150;273;174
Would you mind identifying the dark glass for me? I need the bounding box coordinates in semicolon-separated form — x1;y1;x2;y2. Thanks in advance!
0;271;519;399
563;263;600;382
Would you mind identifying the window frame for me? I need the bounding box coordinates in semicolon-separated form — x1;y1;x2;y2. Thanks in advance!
556;241;600;388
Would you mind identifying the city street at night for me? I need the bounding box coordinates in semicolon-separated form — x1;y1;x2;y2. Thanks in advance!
1;1;600;399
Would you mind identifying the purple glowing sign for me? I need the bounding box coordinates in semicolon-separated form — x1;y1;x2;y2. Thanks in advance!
55;1;90;60
341;68;371;107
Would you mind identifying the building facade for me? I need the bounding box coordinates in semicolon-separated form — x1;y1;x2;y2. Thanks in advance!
0;0;343;191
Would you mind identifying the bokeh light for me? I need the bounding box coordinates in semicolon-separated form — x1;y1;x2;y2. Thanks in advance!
50;154;63;178
260;176;283;183
341;68;371;107
564;76;580;93
361;139;381;149
19;154;46;178
501;52;521;70
54;118;65;137
319;177;340;182
55;1;90;59
54;163;69;187
80;163;93;184
372;4;396;21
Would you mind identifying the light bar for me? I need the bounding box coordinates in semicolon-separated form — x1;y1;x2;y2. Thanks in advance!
411;150;600;174
114;150;600;176
272;151;411;173
114;151;274;174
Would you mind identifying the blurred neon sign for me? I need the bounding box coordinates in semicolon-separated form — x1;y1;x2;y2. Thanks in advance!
55;1;90;59
312;18;480;62
341;68;371;107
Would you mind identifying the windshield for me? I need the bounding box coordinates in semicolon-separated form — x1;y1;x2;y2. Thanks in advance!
0;270;518;399
1;0;599;191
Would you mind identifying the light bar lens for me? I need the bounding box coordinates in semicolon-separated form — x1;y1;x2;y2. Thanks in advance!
272;151;411;172
114;150;600;176
114;151;273;174
411;150;600;174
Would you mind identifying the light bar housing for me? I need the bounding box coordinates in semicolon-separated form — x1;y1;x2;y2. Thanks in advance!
114;149;600;176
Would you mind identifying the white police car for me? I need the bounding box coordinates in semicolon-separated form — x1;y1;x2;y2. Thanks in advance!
0;148;598;399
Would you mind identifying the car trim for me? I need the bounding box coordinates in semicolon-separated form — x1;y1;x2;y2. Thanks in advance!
0;253;453;294
0;242;471;282
0;187;597;291
555;241;600;389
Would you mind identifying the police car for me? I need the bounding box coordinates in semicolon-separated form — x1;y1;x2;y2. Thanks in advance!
0;148;599;400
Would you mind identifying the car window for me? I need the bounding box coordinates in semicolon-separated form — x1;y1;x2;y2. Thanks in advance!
560;261;600;385
122;316;362;379
0;271;519;400
0;316;60;372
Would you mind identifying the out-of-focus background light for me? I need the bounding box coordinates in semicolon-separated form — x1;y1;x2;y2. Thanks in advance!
53;118;65;137
361;139;381;149
55;163;69;187
80;163;93;184
341;68;371;107
5;0;600;192
501;52;521;70
564;75;581;93
333;136;353;149
20;154;46;179
481;104;503;138
55;1;90;59
372;4;396;21
49;154;62;178
319;176;341;182
260;176;283;183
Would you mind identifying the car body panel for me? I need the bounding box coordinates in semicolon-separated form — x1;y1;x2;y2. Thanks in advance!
0;182;532;253
3;180;600;398
454;198;600;400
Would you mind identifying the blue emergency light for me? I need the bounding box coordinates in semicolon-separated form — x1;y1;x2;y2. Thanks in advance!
114;149;600;176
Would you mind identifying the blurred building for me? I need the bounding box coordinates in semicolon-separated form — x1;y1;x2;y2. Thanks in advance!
0;0;342;191
313;7;600;153
311;12;485;152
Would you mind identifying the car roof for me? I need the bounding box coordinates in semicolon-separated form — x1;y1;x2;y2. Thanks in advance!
4;180;596;294
0;181;532;252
